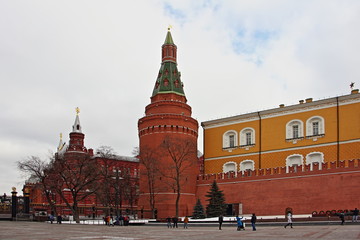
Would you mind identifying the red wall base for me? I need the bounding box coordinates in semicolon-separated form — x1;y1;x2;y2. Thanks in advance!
197;161;360;216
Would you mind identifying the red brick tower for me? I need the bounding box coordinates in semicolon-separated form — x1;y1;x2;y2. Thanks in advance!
138;29;199;219
65;107;87;155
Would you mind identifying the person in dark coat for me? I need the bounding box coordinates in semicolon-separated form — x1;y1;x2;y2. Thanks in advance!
339;212;345;225
166;216;172;228
172;216;178;228
352;208;359;222
218;215;223;230
251;213;257;231
57;215;62;224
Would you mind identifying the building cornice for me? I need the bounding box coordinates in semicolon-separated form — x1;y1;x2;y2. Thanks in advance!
202;93;360;129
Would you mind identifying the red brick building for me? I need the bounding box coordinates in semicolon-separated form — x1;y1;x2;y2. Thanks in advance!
26;110;139;219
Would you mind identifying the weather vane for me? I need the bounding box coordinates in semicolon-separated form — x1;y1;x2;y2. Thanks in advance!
350;82;355;90
76;107;80;115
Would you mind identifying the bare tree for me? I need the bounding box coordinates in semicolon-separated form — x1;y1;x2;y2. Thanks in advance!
17;155;57;215
160;136;197;217
139;146;162;218
122;168;139;214
94;146;118;211
49;153;101;223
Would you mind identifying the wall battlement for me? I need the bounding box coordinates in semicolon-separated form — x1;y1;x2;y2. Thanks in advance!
197;159;360;184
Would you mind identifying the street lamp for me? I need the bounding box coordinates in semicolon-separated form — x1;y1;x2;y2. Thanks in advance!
112;168;123;218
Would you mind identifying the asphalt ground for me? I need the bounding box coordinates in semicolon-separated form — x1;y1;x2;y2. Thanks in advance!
0;221;359;240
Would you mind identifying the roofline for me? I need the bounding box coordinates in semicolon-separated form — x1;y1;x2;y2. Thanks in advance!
201;91;360;128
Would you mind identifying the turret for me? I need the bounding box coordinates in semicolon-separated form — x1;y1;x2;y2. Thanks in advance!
67;107;86;153
138;29;199;219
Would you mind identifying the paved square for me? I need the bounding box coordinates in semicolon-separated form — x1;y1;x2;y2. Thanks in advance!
0;221;359;240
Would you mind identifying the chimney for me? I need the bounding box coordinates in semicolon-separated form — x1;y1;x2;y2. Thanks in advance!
279;104;285;108
305;98;313;103
351;89;359;94
299;100;304;104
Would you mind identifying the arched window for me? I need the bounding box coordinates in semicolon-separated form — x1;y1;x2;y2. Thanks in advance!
286;154;303;173
239;160;255;173
306;152;324;170
306;116;325;137
223;162;237;173
223;130;238;149
240;128;255;147
286;120;304;141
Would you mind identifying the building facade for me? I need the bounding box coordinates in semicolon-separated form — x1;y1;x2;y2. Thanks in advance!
202;91;360;174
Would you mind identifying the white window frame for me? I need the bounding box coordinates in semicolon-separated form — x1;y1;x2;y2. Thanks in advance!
223;161;237;173
286;120;304;142
306;116;325;138
305;152;324;171
240;128;255;147
285;154;304;173
223;130;238;149
239;160;255;173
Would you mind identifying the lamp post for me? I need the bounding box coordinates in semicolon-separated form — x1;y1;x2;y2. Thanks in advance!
11;187;17;221
112;168;123;218
23;187;30;214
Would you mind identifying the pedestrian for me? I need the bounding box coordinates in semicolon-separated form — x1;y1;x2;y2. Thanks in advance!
352;208;359;222
105;215;110;225
339;212;345;225
183;216;189;229
123;215;129;226
172;216;178;228
57;215;62;224
119;215;124;226
166;216;172;228
49;214;54;224
251;213;257;231
236;216;244;231
284;211;293;228
218;215;223;230
109;215;114;226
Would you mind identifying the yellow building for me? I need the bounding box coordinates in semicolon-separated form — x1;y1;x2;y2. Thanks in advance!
202;89;360;174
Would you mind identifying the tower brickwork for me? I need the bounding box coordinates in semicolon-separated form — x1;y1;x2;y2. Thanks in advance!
138;29;199;218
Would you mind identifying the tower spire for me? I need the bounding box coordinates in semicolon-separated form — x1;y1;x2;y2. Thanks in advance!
152;28;185;98
72;107;82;133
57;133;65;152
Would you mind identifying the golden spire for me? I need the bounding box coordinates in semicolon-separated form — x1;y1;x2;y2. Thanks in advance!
76;107;80;115
60;133;62;140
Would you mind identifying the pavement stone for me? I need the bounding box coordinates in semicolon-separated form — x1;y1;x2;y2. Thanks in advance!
0;221;359;240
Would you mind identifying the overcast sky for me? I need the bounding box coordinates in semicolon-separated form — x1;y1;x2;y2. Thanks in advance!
1;0;359;195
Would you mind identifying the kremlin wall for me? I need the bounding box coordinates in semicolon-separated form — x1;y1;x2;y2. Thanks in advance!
197;158;360;216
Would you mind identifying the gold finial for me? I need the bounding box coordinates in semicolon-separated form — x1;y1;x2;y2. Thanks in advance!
60;133;62;140
12;187;16;192
168;25;172;31
76;107;80;115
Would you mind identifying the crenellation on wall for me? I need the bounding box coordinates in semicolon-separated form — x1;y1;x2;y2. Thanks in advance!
197;159;360;184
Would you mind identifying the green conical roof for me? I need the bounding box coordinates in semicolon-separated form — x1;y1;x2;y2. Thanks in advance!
152;29;185;97
152;62;185;97
164;29;174;44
